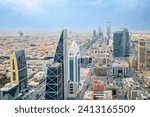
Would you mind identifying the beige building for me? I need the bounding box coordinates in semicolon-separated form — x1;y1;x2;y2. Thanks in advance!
83;91;93;100
122;78;140;100
89;41;112;64
137;38;150;71
129;56;137;71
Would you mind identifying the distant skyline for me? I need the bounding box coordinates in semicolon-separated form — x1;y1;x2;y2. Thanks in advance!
0;0;150;31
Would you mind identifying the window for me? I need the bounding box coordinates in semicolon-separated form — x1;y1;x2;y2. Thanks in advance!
12;60;15;70
13;72;16;81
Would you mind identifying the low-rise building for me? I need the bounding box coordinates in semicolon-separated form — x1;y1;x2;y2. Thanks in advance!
0;83;20;100
112;59;129;77
122;78;141;100
83;91;93;100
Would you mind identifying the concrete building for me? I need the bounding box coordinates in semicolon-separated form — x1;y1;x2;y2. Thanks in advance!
113;28;130;57
92;79;113;100
112;59;129;76
92;80;105;91
89;42;112;64
68;81;78;100
93;63;107;76
137;38;150;71
122;78;140;100
81;56;92;66
0;83;20;100
129;56;137;71
68;41;80;99
83;91;93;100
104;90;113;100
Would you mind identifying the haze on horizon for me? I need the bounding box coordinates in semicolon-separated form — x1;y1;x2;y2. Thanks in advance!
0;0;150;31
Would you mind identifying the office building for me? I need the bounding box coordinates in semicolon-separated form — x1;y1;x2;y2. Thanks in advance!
10;50;28;92
93;30;97;39
68;41;80;83
45;30;68;100
68;41;80;99
81;56;92;66
106;21;111;39
0;83;19;100
68;81;78;100
113;28;130;57
137;38;150;71
45;63;63;100
112;59;129;76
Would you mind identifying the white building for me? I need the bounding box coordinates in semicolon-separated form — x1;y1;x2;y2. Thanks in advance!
68;41;81;99
112;59;129;76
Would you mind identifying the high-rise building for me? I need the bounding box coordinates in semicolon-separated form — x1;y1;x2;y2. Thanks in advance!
10;50;28;92
45;63;63;100
45;30;68;100
137;39;146;71
68;41;80;99
137;38;150;71
106;21;111;40
93;30;97;39
113;28;130;57
68;41;80;83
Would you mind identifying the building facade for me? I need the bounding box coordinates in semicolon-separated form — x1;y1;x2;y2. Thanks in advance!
113;28;130;57
0;83;19;100
68;41;80;83
10;50;28;92
112;59;129;76
137;38;150;71
45;30;68;100
68;41;80;99
45;63;62;100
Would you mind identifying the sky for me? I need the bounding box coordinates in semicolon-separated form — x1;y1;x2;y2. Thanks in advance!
0;0;150;31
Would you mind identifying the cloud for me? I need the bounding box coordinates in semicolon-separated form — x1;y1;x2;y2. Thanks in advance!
0;0;68;15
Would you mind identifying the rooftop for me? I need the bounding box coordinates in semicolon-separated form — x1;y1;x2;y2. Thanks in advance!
112;59;129;67
80;68;91;78
83;91;93;100
0;83;18;91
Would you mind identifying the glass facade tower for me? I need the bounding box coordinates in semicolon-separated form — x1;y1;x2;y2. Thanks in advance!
10;50;28;92
45;63;62;100
113;28;129;57
45;30;68;100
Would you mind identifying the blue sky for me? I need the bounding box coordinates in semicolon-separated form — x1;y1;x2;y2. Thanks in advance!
0;0;150;31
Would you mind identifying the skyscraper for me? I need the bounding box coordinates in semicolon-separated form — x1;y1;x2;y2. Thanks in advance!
68;41;80;83
10;50;28;92
68;41;80;99
137;38;150;71
137;39;146;71
113;28;130;57
45;29;68;100
45;63;63;100
93;30;97;39
106;21;111;40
